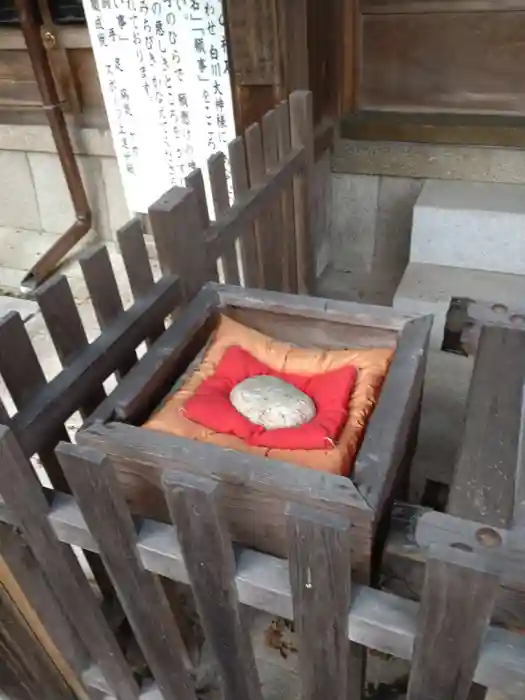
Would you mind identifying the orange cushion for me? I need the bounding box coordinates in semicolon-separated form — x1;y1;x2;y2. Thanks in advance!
182;345;359;449
143;314;394;475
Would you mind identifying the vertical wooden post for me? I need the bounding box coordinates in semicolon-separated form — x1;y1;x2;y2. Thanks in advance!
56;444;196;700
406;545;499;700
286;503;352;700
163;471;263;700
148;185;210;301
290;90;315;294
228;135;260;288
0;427;139;700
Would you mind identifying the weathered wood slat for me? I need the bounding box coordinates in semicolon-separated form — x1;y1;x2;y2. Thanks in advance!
286;504;352;700
0;523;90;690
117;217;164;346
245;122;269;289
0;311;70;491
276;100;297;293
208;152;240;285
262;108;284;291
0;488;524;697
83;287;218;426
13;275;182;457
228;135;258;287
149;185;210;300
56;444;196;700
0;311;115;600
214;283;410;331
0;427;139;700
185;168;211;229
164;471;262;700
353;314;432;518
80;244;137;378
448;326;525;529
289;90;314;294
406;545;499;700
0;581;77;700
35;274;107;418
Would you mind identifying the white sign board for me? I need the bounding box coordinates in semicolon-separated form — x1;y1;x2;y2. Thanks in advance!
83;0;236;213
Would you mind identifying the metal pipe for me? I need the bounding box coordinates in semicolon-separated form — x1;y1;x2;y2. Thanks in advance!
15;0;92;292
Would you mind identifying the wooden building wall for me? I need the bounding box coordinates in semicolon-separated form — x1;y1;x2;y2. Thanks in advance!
0;0;345;133
358;0;525;116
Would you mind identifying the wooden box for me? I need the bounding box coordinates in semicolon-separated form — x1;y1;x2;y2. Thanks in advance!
78;283;432;582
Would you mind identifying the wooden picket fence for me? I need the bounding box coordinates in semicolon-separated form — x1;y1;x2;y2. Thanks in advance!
0;89;523;700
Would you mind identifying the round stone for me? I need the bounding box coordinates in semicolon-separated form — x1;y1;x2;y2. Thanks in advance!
230;375;316;430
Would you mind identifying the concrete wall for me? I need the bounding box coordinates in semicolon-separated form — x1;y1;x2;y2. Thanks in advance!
0;123;129;242
324;138;525;303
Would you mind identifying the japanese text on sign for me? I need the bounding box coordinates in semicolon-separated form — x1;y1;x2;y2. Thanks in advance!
84;0;235;213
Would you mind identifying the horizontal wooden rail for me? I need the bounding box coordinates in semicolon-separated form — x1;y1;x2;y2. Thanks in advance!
11;275;182;457
0;490;523;698
205;146;305;260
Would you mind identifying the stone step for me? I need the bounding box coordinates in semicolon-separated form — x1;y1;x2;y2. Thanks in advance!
394;261;525;349
411;180;525;275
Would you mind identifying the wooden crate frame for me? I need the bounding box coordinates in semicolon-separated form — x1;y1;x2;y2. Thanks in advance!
77;282;432;581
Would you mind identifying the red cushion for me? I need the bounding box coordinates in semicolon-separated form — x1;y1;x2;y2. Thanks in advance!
182;346;358;450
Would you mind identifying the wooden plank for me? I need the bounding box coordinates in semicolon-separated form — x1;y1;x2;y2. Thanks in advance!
184;168;220;286
286;504;352;700
262;108;284;291
214;283;411;331
275;0;309;94
225;0;277;84
163;471;262;700
208;152;240;285
35;274;107;418
0;582;76;700
82;286;218;427
226;306;397;349
0;311;69;491
0;309;114;601
289;91;315;294
382;503;525;630
339;111;525;150
448;326;525;529
148;185;210;299
0;524;90;699
276;100;298;293
228;135;259;287
0;427;139;700
362;0;525;13
406;545;499;700
77;421;373;566
245;121;269;288
80;244;137;378
361;12;525;115
56;443;196;700
117;217;164;346
1;488;525;697
13;275;182;457
353;315;433;519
